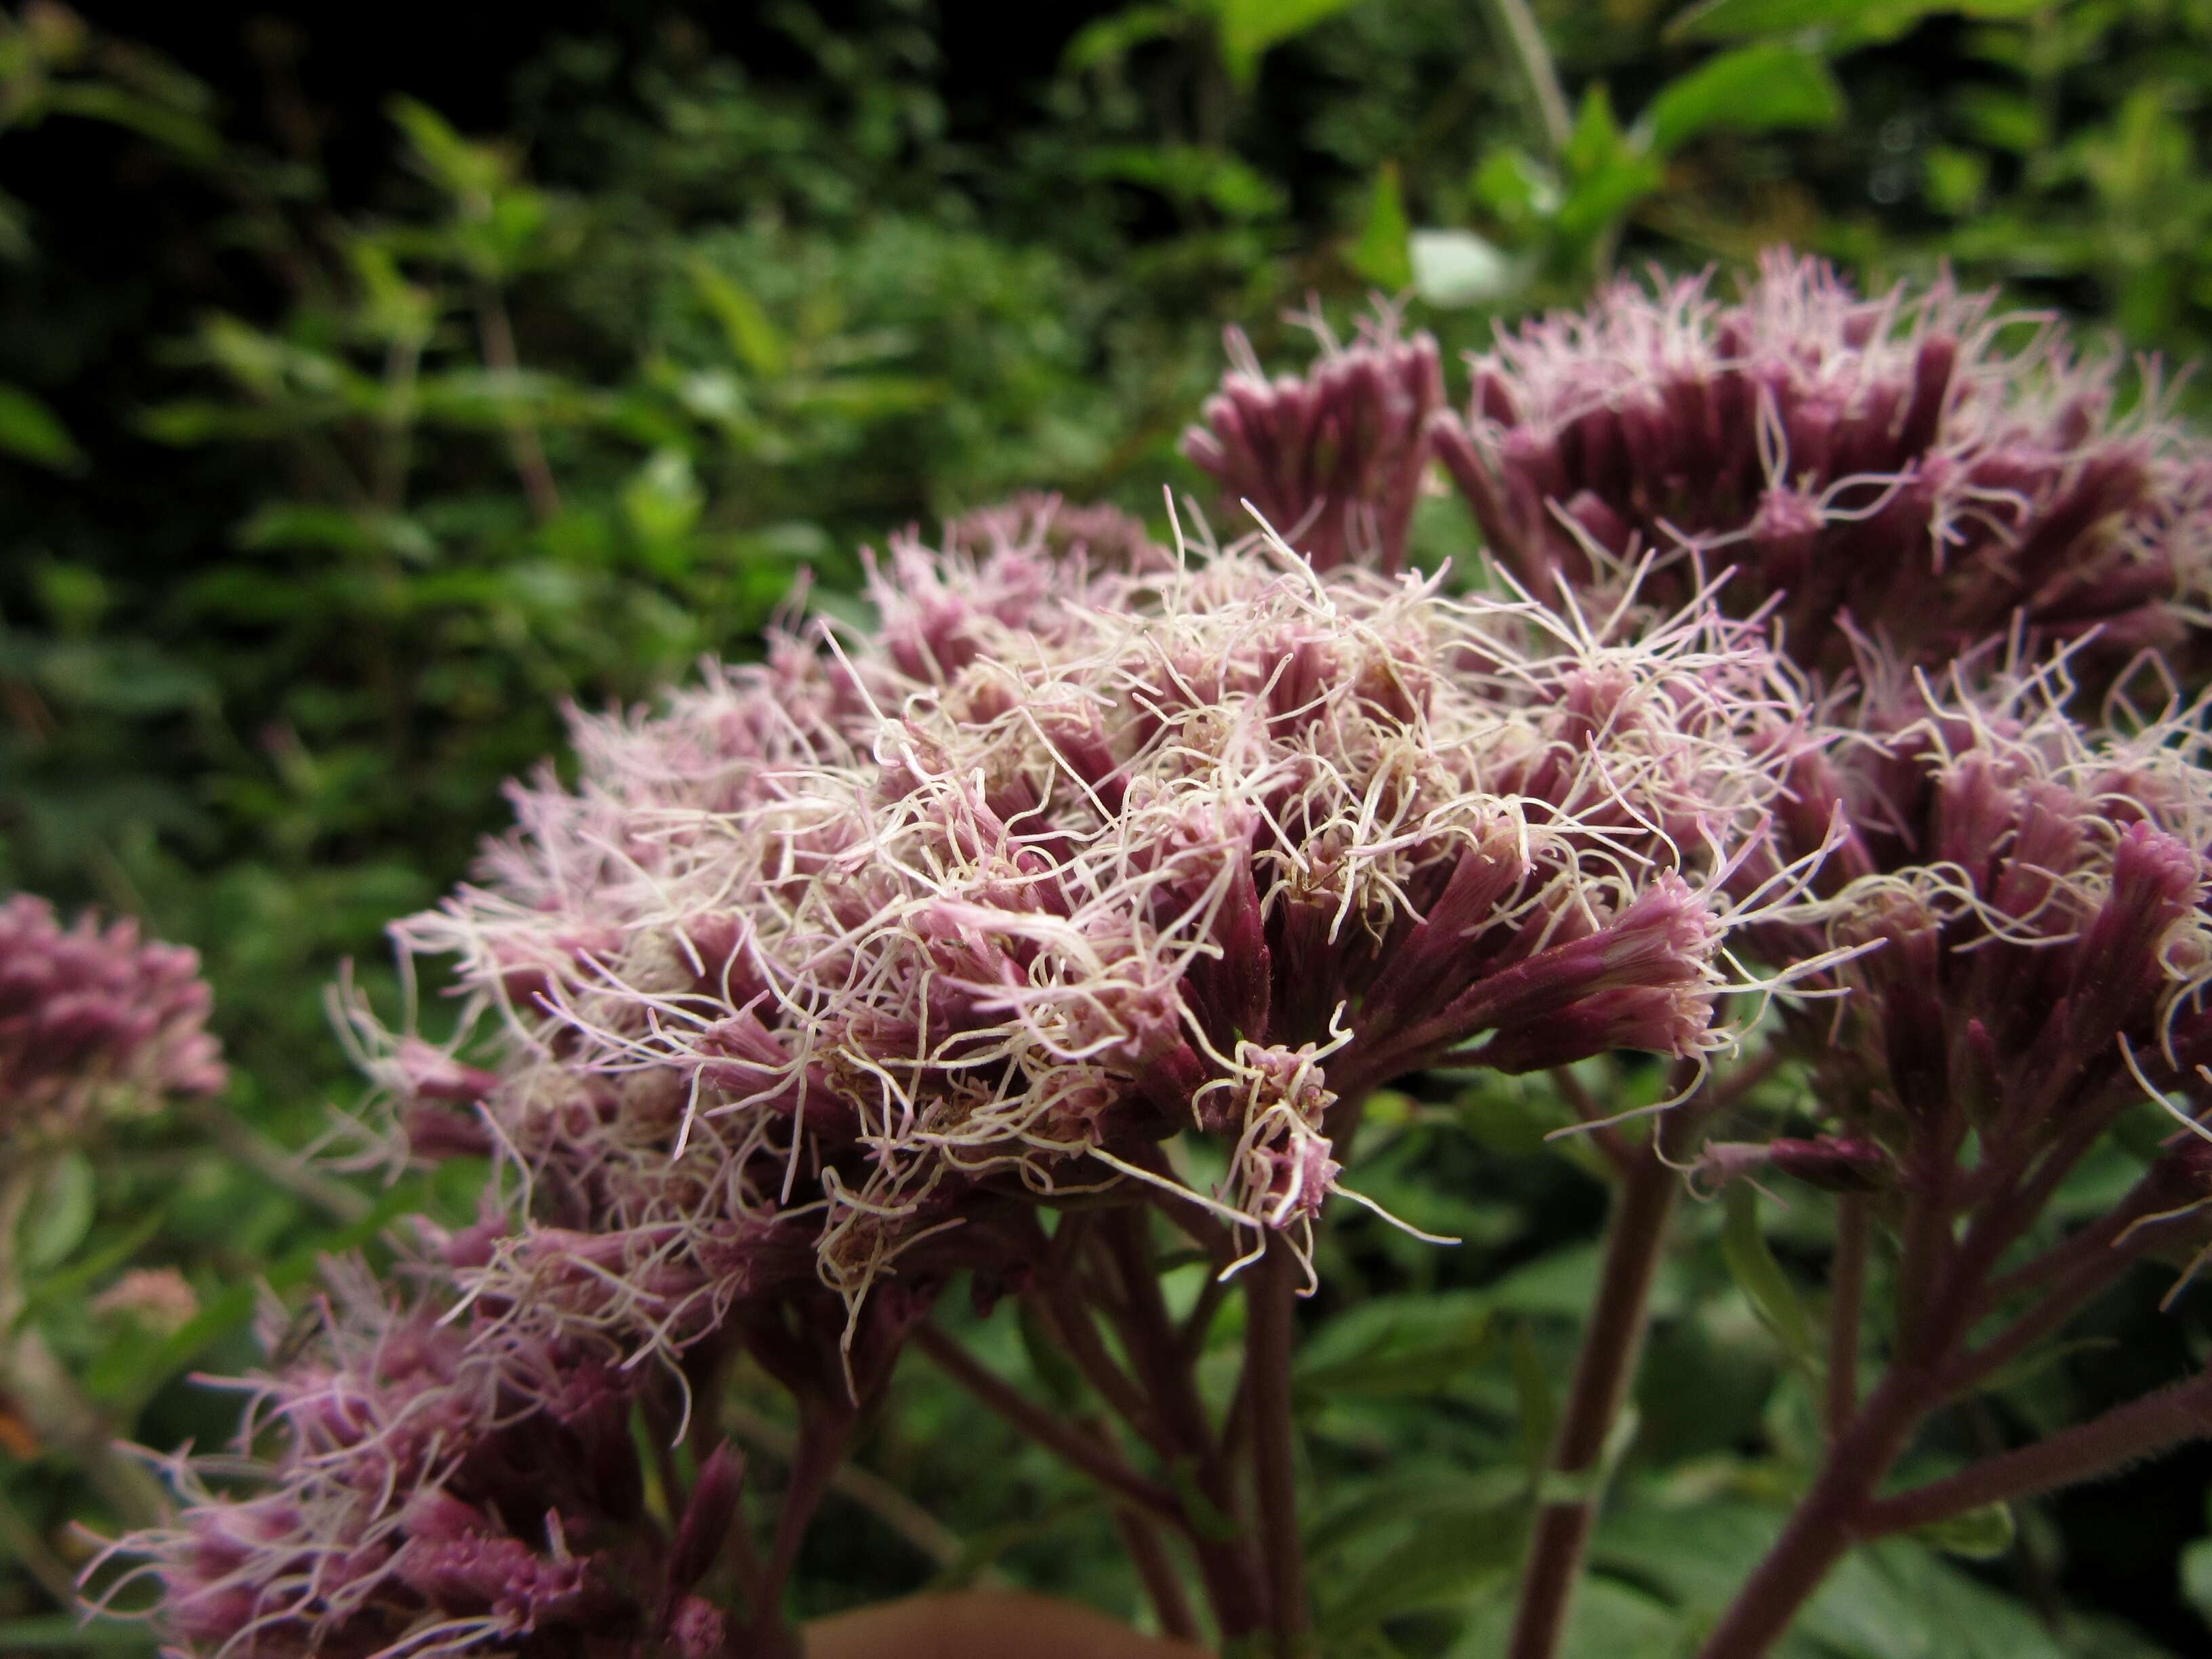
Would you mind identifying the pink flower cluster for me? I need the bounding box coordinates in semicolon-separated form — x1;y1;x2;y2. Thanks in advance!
100;1263;747;1659
381;523;1804;1351
1420;252;2212;677
1740;663;2212;1204
1;893;225;1139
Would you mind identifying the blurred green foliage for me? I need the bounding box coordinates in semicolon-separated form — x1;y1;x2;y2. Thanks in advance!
4;0;2212;1652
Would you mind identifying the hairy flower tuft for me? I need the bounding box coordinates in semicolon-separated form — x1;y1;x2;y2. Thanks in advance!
1429;251;2212;679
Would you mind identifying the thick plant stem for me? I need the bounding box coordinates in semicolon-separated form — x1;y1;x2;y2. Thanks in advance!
753;1406;853;1631
1507;1145;1679;1659
1103;1210;1269;1639
1859;1371;2212;1538
1246;1235;1308;1654
1694;1370;1934;1659
1825;1196;1869;1441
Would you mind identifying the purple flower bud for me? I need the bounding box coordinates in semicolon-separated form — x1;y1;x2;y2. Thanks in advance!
665;1441;745;1601
1182;307;1445;574
1694;1136;1893;1195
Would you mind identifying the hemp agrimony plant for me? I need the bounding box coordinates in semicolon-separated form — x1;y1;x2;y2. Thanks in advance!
89;253;2212;1658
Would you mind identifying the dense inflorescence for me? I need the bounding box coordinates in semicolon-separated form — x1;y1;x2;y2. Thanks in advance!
1427;251;2212;680
369;525;1814;1363
0;893;225;1141
98;1264;742;1659
1740;663;2212;1206
110;514;1820;1658
109;252;2212;1659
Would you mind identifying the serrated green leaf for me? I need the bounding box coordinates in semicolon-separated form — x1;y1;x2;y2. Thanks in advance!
1643;45;1844;155
1320;1502;1524;1637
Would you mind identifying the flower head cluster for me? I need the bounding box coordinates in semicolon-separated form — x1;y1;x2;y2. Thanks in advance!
1738;663;2212;1204
1182;308;1445;576
0;893;225;1141
96;1262;750;1659
359;505;1815;1369
1429;251;2212;679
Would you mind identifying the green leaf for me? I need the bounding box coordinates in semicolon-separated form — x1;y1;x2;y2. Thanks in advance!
687;258;787;378
37;81;222;163
1294;1296;1492;1399
1593;1500;2070;1658
1451;1576;1685;1659
1511;1320;1557;1481
1643;45;1844;155
1017;1299;1087;1408
1555;86;1664;245
22;1152;96;1274
388;96;508;202
2181;1536;2212;1622
621;449;705;565
22;1209;166;1322
1063;3;1192;73
1215;0;1373;88
0;1614;154;1651
1318;1502;1523;1638
1306;1466;1525;1562
0;382;83;470
1082;143;1289;220
93;1179;428;1412
1347;163;1413;290
1720;1183;1817;1364
1167;1456;1248;1542
1908;1500;2015;1560
237;504;438;564
923;1492;1103;1593
1666;0;2042;44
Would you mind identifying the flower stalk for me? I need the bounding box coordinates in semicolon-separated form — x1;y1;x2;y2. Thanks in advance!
1507;1136;1681;1659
